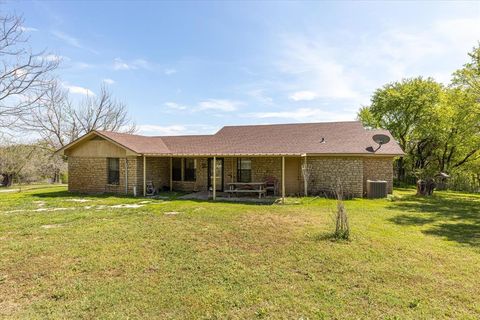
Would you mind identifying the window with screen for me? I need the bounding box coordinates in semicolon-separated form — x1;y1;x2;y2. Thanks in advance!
237;158;251;182
172;158;182;181
107;158;120;185
184;158;196;181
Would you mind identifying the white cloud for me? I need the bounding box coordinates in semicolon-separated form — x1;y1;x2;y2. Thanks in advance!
289;91;318;101
278;34;361;101
133;59;149;69
161;99;242;114
165;102;187;110
42;54;66;63
73;62;92;69
164;68;177;75
102;78;115;85
62;83;95;96
136;125;188;136
198;99;240;112
275;17;480;107
354;17;480;84
247;107;353;122
247;89;273;105
51;30;98;54
113;58;132;70
136;124;218;136
51;30;82;48
113;58;151;71
20;26;38;32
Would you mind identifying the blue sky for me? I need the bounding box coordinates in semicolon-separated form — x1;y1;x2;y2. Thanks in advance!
4;1;480;135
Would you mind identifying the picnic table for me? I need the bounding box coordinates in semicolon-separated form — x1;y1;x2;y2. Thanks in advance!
225;182;266;199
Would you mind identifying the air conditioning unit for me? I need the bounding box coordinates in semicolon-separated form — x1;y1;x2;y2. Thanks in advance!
366;180;387;198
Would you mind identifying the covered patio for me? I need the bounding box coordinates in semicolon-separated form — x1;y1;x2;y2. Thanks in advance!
140;155;310;203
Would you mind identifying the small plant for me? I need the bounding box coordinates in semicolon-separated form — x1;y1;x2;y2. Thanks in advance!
301;162;313;196
334;199;350;240
333;184;350;240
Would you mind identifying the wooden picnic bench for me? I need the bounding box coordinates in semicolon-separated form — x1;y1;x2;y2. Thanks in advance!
225;182;266;199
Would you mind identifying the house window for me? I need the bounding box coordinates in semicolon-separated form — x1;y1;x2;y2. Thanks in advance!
237;158;251;182
107;158;120;185
172;158;182;181
184;158;196;181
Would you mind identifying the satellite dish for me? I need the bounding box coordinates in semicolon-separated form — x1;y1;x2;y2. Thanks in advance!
373;134;390;145
371;134;391;152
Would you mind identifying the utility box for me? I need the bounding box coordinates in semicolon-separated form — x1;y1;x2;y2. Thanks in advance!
366;180;387;198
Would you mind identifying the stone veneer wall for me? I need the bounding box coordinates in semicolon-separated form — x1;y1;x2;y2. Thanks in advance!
363;157;394;194
68;155;394;197
68;157;134;194
135;157;170;193
306;156;364;197
69;157;107;193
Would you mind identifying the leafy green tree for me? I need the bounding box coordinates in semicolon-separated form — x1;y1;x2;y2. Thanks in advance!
452;44;480;97
358;77;443;180
434;88;480;173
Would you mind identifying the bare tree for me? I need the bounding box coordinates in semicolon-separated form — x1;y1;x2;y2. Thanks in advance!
20;80;77;150
301;161;313;196
73;85;136;135
0;14;58;128
21;81;135;151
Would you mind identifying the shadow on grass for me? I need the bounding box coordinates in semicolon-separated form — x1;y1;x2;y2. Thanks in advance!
388;192;480;247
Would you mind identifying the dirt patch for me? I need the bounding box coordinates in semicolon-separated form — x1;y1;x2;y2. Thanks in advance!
5;207;75;214
110;204;145;209
164;211;181;215
0;189;18;193
41;224;64;229
4;202;151;214
67;199;91;203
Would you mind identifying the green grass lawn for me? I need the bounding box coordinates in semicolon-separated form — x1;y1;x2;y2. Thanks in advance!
0;186;479;319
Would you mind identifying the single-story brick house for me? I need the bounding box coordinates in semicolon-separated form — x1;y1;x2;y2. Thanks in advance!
57;121;404;199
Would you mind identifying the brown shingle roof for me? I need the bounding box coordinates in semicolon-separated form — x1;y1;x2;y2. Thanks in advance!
65;121;404;156
96;131;170;154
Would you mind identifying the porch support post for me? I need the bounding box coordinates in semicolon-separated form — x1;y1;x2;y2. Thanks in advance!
125;158;128;195
169;157;173;191
213;156;216;200
281;156;285;204
143;155;146;197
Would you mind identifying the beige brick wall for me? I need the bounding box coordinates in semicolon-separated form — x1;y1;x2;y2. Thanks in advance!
68;156;141;195
306;156;364;197
69;157;107;193
363;157;394;194
126;157;138;195
136;157;170;193
68;155;394;197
